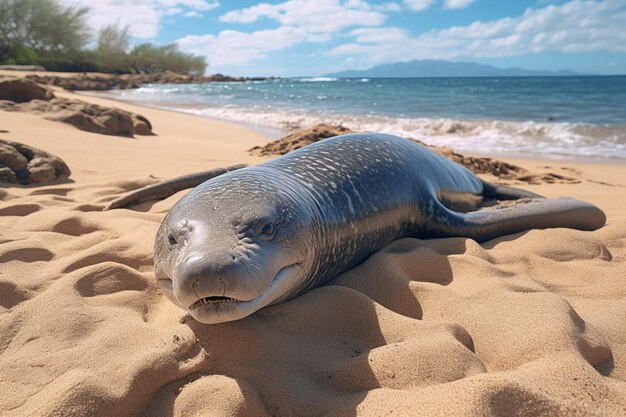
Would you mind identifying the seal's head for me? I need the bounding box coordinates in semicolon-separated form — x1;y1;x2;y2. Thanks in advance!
154;170;318;324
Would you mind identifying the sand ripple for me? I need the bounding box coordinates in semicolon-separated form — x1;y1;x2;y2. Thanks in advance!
1;179;625;416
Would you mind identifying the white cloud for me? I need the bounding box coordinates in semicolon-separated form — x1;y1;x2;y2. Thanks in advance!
177;0;392;69
402;0;433;12
443;0;477;9
330;0;626;63
157;0;219;10
177;26;311;66
58;0;219;39
374;2;403;12
165;7;184;15
220;0;386;34
403;0;477;12
350;27;408;43
183;10;203;17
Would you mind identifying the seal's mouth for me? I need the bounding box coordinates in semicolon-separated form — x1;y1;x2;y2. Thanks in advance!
185;263;302;322
189;296;241;309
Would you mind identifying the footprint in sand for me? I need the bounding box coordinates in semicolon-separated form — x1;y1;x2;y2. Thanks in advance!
0;203;41;216
0;247;54;263
74;263;149;298
0;281;29;309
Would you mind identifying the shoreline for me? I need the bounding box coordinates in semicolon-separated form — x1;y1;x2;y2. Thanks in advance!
76;90;289;141
81;87;626;165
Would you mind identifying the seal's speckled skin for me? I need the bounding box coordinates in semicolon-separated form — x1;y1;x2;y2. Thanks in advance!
154;133;606;324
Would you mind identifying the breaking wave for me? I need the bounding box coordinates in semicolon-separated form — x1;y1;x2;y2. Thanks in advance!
171;106;626;160
296;77;338;82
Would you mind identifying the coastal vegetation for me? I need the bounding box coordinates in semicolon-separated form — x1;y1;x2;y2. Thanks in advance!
0;0;207;74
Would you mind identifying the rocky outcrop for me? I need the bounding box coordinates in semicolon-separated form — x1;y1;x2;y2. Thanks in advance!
0;65;46;72
0;75;154;137
0;76;55;103
26;74;138;91
25;71;270;91
0;139;71;184
249;124;579;185
118;71;264;84
0;98;154;137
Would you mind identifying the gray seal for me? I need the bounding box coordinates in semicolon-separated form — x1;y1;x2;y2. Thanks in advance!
118;133;605;324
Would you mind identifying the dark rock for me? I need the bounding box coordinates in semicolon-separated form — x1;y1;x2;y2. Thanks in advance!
0;141;29;170
0;165;18;183
0;139;71;184
0;76;55;103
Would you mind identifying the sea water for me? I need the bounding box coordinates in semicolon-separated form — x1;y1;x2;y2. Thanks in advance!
105;76;626;160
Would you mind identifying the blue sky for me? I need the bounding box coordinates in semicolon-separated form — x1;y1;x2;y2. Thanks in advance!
61;0;626;76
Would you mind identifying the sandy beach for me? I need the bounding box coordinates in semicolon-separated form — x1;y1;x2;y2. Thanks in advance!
1;78;626;416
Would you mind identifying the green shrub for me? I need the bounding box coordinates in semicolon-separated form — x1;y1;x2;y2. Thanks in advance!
0;0;208;74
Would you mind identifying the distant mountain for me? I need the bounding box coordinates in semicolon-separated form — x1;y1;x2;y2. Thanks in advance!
325;59;584;78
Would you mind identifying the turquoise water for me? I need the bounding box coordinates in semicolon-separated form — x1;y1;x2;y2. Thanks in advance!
107;76;626;160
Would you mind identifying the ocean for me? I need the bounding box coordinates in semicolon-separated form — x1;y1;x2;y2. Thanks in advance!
103;76;626;161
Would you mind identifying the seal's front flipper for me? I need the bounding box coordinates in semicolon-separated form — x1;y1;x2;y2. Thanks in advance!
430;197;606;243
103;164;248;210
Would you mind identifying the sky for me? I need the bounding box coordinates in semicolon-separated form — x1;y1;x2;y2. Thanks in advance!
60;0;626;76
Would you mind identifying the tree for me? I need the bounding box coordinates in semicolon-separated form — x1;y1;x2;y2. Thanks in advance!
95;24;131;72
130;43;207;75
0;0;89;64
97;24;130;53
0;0;208;74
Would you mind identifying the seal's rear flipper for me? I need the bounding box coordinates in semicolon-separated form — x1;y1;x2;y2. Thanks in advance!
103;164;248;210
480;179;544;200
431;197;606;243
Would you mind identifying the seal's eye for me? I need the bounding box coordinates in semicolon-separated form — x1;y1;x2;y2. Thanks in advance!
260;222;274;235
167;232;177;245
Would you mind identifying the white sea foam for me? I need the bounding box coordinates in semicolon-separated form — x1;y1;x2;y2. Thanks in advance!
297;77;338;82
166;105;626;160
134;86;183;94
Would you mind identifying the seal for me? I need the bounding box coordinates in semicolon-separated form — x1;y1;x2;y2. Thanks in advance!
120;133;606;324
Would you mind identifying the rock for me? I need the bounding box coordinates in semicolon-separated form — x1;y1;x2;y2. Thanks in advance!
24;71;271;91
0;76;55;103
25;74;137;91
131;114;154;135
27;157;58;182
46;103;135;137
0;142;28;171
0;65;46;71
96;109;134;137
0;139;71;184
249;124;353;156
0;166;18;183
250;123;579;185
1;97;154;138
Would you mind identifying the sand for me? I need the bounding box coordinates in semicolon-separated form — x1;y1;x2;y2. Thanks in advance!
1;81;626;416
